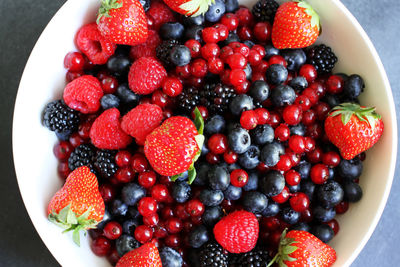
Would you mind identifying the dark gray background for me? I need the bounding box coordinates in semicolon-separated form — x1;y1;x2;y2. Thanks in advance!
1;0;398;266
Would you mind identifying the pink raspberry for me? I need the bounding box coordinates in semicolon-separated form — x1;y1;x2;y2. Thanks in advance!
130;30;161;60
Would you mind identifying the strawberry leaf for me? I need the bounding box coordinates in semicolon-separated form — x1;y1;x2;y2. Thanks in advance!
283;245;298;255
72;228;81;246
187;167;197;184
97;0;124;24
193;107;204;135
297;0;320;30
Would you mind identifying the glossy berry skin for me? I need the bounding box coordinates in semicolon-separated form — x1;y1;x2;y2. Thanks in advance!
104;221;123;240
271;186;290;204
230;69;247;86
224;149;238;164
289;192;310;212
202;27;220;43
162;77;183;97
283;104;303;125
64;52;85;71
299;64;317;83
186;199;205;217
285;170;301;186
138;171;157;188
91;236;112;256
143;213;159;227
266;64;288;85
221;13;239;31
131;153;149;173
288;135;305;153
322;151;341;167
240;110;259;130
138;197;157;217
208;134;228;154
326;75;344;94
151;184;170;202
310;164;330;185
253;22;272;41
134;225;153;244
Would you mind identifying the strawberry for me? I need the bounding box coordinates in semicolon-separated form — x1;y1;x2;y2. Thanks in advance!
324;103;384;160
272;1;320;49
129;30;161;60
116;242;162;267
97;0;148;46
121;103;163;145
213;210;259;253
47;166;105;245
90;108;132;149
269;230;336;267
128;57;167;95
144;109;204;180
63;75;103;114
162;0;213;16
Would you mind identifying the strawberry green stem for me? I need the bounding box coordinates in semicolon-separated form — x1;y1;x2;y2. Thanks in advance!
329;102;381;129
267;229;299;267
97;0;123;24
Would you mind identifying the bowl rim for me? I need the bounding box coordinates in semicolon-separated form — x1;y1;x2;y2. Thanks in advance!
12;0;397;266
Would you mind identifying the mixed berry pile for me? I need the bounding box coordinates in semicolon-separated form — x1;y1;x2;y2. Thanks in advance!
42;0;383;266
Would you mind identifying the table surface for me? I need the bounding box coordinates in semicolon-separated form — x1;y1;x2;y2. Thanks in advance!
1;0;399;266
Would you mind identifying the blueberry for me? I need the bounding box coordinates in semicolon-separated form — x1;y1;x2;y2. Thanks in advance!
293;222;311;232
227;122;241;133
311;224;334;243
189;225;209;248
160;247;183;267
313;206;336;222
343;74;364;99
289;123;306;136
97;209;112;229
193;162;210;186
101;94;120;109
289;76;308;92
301;179;316;201
127;206;141;219
201;139;209;156
208;165;230;190
170;45;192;66
56;130;73;141
205;0;226;22
317;181;344;208
199;189;224;206
184;25;204;42
243;191;268;213
228;127;251;154
116;235;140;256
281;49;306;71
238;145;260;169
172;181;191;203
230;94;254;116
260;142;284;167
295;160;311;179
323;94;341;108
107;55;131;76
111;199;128;217
138;0;150;11
343;182;363;202
266;64;288;85
260;170;285;197
182;14;205;26
281;207;300;225
122;219;139;235
221;32;240;46
160;22;185;40
328;168;335;180
243;171;259;191
338;158;363;181
288;183;301;193
205;115;226;135
249;80;270;103
224;185;243;200
227;163;240;172
261;202;280;217
202;206;223;227
225;0;239;12
116;83;140;105
244;40;255;48
121;183;146;206
251;124;274;145
270;85;296;107
264;44;280;59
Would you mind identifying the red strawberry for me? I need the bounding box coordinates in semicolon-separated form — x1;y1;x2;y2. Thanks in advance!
76;23;116;65
129;30;161;60
144;116;202;177
47;166;105;245
90;108;132;149
128;57;167;95
147;1;176;30
324;103;384;160
269;230;336;267
116;242;162;267
162;0;213;16
63;75;103;114
272;1;320;49
97;0;148;46
213;210;259;253
121;103;163;145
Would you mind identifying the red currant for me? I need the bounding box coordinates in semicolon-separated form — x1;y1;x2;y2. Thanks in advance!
162;77;183;97
185;39;201;58
252;60;269;73
303;136;316;152
220;46;234;62
326;75;344;94
307;147;323;163
234;79;251;94
221;13;239;31
227;53;247;69
285;170;301;186
275;154;292;171
64;52;85;71
237;26;253;41
214;24;229;41
335;201;349;214
53;141;73;161
314;102;330;121
268;111;281;128
176;64;191;79
138;171;157;188
131;153;148;173
185;199;205;217
207;57;224;74
268;55;287;67
201;43;220;60
271;186;290;203
255;108;269;124
274;124;290;141
69;132;84;147
58;162;70;179
289;192;310;212
191;105;208;120
301;109;316;125
90;237;111;256
151;90;169;108
190;58;208;77
202;27;219;43
175;203;190;220
240;110;258;130
299;64;317;83
134;225;153;244
206;152;220;164
310;164;329;184
322;151;341;167
99;183;116;203
230;169;248;187
143;213;159;227
165;217;183;234
151;184;170;202
282;104;303;125
164;234;181;247
115;150;131;167
207;133;228;154
294;95;311;111
253;22;271;41
138;197;157;217
325;219;340;235
223;149;238;164
103;221;122;240
229;69;246;86
288;135;305;153
248;50;262;66
115;167;134;183
236;7;254;26
100;75;118;94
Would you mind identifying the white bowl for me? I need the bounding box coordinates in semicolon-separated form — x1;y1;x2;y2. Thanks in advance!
13;0;397;266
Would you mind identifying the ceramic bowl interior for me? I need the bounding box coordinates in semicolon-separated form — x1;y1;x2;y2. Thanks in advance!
13;0;397;266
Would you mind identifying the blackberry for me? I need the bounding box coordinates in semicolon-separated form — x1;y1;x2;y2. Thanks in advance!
43;100;80;133
156;39;180;69
228;253;242;267
237;249;271;267
307;44;338;74
200;83;236;115
68;144;96;172
94;150;118;178
252;0;279;23
199;242;228;267
177;87;201;114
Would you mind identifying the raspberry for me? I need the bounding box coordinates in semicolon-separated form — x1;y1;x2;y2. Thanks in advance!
89;108;132;149
130;30;161;60
76;23;116;65
146;1;176;30
213;210;259;253
63;75;103;114
128;57;167;95
121;104;163;145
